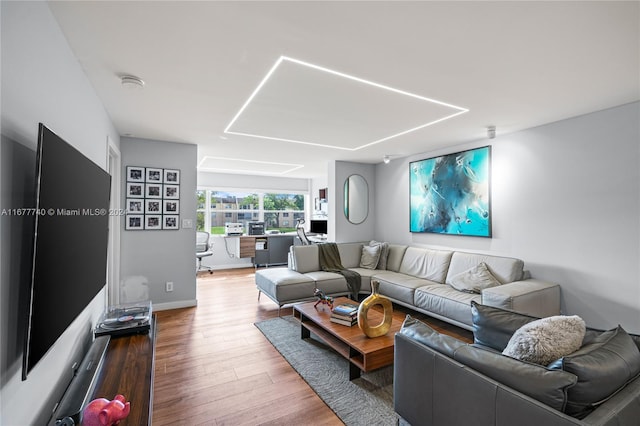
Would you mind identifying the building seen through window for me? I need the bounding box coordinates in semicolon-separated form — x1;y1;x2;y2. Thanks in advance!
196;190;305;235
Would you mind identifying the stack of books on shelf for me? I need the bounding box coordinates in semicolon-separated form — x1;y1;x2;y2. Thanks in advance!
330;302;359;326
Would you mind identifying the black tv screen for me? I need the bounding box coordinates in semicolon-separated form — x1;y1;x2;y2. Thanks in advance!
22;124;111;379
309;219;327;235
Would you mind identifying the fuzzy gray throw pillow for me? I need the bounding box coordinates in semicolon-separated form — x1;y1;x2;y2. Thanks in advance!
502;315;586;365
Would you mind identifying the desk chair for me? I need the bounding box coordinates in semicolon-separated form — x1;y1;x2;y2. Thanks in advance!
296;219;311;245
196;231;214;273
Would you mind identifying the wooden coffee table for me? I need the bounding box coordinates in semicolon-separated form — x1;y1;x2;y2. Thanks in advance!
293;296;406;380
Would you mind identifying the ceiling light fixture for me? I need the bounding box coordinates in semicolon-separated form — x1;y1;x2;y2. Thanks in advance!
383;155;391;164
224;56;469;150
121;75;145;89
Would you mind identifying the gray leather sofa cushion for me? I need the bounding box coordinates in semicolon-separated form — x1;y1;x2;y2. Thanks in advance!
289;245;320;273
255;268;316;302
399;315;467;357
415;284;481;327
385;244;408;272
304;271;350;294
446;251;524;284
548;325;640;418
347;267;375;293
399;247;453;282
337;242;364;269
373;271;430;305
471;300;539;351
453;345;578;412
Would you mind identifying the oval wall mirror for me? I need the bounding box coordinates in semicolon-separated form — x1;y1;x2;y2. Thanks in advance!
343;174;368;224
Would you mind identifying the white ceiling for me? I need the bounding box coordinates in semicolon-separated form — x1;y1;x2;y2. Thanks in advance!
48;1;639;179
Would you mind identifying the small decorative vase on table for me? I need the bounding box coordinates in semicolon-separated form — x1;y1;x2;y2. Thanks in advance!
357;280;393;338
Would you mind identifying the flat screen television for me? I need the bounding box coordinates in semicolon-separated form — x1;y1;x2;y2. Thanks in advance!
22;124;111;379
309;219;327;235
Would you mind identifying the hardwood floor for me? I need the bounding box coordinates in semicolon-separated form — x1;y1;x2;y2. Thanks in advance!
152;268;473;425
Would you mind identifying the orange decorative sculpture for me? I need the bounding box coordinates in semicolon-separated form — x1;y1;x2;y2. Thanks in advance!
357;280;393;338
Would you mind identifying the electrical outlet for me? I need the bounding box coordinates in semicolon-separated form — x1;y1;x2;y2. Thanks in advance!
166;281;174;292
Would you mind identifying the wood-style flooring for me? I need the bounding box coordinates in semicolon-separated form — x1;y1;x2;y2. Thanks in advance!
152;268;473;425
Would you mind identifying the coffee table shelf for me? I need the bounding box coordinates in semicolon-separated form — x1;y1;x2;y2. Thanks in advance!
293;297;405;380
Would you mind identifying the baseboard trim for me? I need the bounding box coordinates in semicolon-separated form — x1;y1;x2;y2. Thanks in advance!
152;299;198;312
213;264;253;270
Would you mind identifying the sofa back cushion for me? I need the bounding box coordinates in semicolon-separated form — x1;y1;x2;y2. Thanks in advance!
471;301;539;352
399;315;467;357
399;247;453;282
446;251;524;285
453;345;577;412
548;325;640;418
337;243;365;269
289;245;319;273
385;244;408;272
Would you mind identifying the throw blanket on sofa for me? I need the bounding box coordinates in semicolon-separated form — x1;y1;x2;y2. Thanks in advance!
318;242;361;300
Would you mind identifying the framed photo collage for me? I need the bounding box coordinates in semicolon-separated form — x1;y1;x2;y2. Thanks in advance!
125;166;180;230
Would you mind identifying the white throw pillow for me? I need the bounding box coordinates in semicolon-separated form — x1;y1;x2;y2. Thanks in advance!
502;315;586;366
449;262;501;293
360;244;381;269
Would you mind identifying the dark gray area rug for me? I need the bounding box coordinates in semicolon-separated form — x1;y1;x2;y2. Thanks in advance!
255;316;402;426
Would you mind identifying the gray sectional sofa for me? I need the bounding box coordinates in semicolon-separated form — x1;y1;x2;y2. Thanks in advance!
255;242;561;329
394;303;640;425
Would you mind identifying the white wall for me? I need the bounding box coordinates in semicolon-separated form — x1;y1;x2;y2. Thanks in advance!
120;138;197;310
375;102;640;333
310;176;329;218
198;171;309;192
0;2;121;424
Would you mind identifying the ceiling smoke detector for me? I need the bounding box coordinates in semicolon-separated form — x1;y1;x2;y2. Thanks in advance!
121;75;145;89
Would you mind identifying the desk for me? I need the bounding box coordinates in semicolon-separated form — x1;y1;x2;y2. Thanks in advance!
308;235;328;244
235;234;294;267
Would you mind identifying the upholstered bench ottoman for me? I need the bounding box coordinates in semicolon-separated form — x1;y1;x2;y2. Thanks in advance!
255;268;316;315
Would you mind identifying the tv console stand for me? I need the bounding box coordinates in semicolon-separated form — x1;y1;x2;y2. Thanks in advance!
49;315;156;425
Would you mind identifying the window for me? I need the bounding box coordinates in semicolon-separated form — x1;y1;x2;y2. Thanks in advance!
196;190;306;234
264;193;305;233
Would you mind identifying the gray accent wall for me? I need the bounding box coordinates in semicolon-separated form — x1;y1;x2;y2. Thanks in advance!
120;137;197;310
332;161;376;243
1;2;120;424
374;102;640;333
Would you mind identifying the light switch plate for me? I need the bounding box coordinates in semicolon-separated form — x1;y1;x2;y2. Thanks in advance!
182;219;193;229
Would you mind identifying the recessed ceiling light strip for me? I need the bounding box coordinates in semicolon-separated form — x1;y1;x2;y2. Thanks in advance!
281;56;468;113
224;55;469;150
224;130;354;151
358;110;469;150
197;156;304;175
224;56;286;133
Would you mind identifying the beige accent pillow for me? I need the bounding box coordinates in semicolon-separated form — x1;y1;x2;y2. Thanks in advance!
369;240;390;270
449;262;501;293
360;244;381;269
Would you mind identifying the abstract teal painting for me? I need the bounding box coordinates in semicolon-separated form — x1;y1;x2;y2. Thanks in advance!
410;146;491;237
